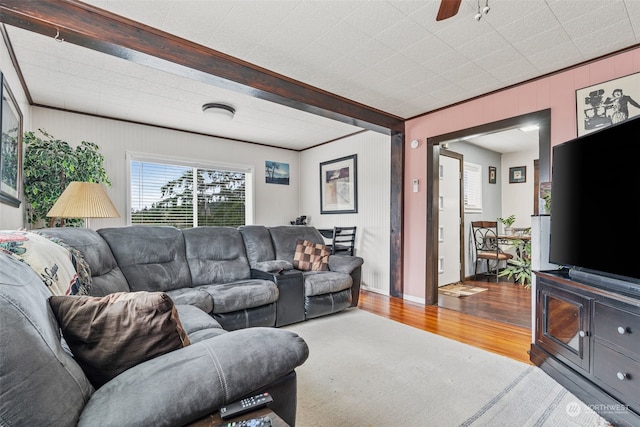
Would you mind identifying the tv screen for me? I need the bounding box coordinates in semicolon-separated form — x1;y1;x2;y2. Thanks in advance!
549;116;640;284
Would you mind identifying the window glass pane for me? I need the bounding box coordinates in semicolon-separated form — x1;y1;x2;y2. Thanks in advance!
197;168;245;227
130;160;246;228
463;162;482;213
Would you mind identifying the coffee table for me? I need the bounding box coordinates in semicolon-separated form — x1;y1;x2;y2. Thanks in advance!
188;407;289;427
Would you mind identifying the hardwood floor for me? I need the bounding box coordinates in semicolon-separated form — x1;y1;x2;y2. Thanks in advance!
358;278;533;364
438;277;532;329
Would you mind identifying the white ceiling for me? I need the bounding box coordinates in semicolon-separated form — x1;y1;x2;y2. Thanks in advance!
5;0;640;151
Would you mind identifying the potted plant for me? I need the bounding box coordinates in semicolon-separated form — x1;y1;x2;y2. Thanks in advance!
499;239;532;288
23;129;111;228
497;214;516;235
541;190;551;214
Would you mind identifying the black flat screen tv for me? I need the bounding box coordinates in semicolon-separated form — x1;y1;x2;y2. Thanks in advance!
549;115;640;291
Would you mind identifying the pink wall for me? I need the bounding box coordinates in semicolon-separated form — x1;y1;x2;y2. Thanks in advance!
403;48;640;301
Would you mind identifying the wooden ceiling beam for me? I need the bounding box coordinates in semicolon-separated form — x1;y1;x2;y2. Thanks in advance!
0;0;404;134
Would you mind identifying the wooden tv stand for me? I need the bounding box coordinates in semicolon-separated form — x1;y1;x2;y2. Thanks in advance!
531;270;640;426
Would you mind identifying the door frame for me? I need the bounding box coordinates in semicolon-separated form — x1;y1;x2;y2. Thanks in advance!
439;148;464;286
425;109;551;305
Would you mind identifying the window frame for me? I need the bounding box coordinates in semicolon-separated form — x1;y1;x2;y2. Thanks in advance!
126;152;254;227
463;161;483;214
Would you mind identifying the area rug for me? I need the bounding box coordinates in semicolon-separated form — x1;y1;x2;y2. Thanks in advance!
438;282;488;297
285;309;608;427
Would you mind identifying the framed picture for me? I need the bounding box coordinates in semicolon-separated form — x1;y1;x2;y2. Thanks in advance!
488;166;496;184
0;73;23;207
576;71;640;136
320;154;357;214
509;166;526;184
265;161;290;185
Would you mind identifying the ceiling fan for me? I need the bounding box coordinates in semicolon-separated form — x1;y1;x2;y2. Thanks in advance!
436;0;462;21
436;0;490;21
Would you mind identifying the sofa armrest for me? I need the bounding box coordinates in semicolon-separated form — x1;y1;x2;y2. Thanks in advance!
78;328;308;427
328;255;364;274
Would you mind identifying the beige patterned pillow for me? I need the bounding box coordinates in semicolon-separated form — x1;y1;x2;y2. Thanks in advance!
293;239;330;271
49;291;190;388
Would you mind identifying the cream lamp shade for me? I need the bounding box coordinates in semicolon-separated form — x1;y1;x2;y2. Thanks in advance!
47;182;120;227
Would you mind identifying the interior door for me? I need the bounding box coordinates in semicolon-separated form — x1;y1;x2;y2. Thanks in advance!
438;153;462;286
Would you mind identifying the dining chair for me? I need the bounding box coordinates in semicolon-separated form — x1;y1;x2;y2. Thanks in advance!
330;226;357;256
471;221;513;282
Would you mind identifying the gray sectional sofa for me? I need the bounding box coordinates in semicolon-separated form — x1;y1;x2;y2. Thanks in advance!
0;224;363;426
39;225;363;330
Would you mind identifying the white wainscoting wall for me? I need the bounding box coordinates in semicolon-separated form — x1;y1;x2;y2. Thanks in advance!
24;108;391;295
299;131;391;295
30;107;301;229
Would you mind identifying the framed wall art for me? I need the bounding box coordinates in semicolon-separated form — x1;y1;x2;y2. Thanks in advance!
320;154;357;214
265;160;290;185
576;71;640;137
509;166;526;184
0;72;23;207
488;166;496;184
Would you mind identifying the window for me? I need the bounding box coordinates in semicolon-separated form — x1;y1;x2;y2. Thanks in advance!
128;154;252;228
463;162;482;213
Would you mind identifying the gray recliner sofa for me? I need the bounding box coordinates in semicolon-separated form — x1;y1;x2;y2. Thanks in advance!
240;225;363;320
0;251;308;427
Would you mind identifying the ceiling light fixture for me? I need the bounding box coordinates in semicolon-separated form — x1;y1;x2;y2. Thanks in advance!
202;103;236;120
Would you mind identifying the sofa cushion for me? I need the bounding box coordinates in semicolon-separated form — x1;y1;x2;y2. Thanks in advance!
49;291;190;388
269;226;325;263
175;304;227;343
38;227;130;296
303;271;353;297
98;226;192;292
78;328;309;427
238;225;277;267
0;253;93;427
293;239;330;271
183;227;251;285
198;280;279;314
253;259;293;272
165;287;214;313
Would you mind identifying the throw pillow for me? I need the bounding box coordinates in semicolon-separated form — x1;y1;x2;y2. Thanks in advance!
293;239;330;271
49;291;190;388
0;231;85;295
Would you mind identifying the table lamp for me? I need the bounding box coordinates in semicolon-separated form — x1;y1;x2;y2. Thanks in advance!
47;181;120;228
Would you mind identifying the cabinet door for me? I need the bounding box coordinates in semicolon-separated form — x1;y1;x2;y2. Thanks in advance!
536;280;591;371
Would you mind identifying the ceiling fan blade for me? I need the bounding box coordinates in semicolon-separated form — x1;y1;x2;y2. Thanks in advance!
436;0;462;21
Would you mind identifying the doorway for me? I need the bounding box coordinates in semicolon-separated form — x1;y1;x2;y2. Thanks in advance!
425;110;551;307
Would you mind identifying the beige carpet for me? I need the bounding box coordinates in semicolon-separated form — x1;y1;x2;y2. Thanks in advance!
438;283;488;297
285;309;609;427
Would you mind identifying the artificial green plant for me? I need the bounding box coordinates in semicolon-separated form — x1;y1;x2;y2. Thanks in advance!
498;239;532;288
23;129;111;227
497;214;516;228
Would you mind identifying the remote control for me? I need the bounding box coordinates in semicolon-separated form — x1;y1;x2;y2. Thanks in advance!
219;392;273;419
216;415;271;427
